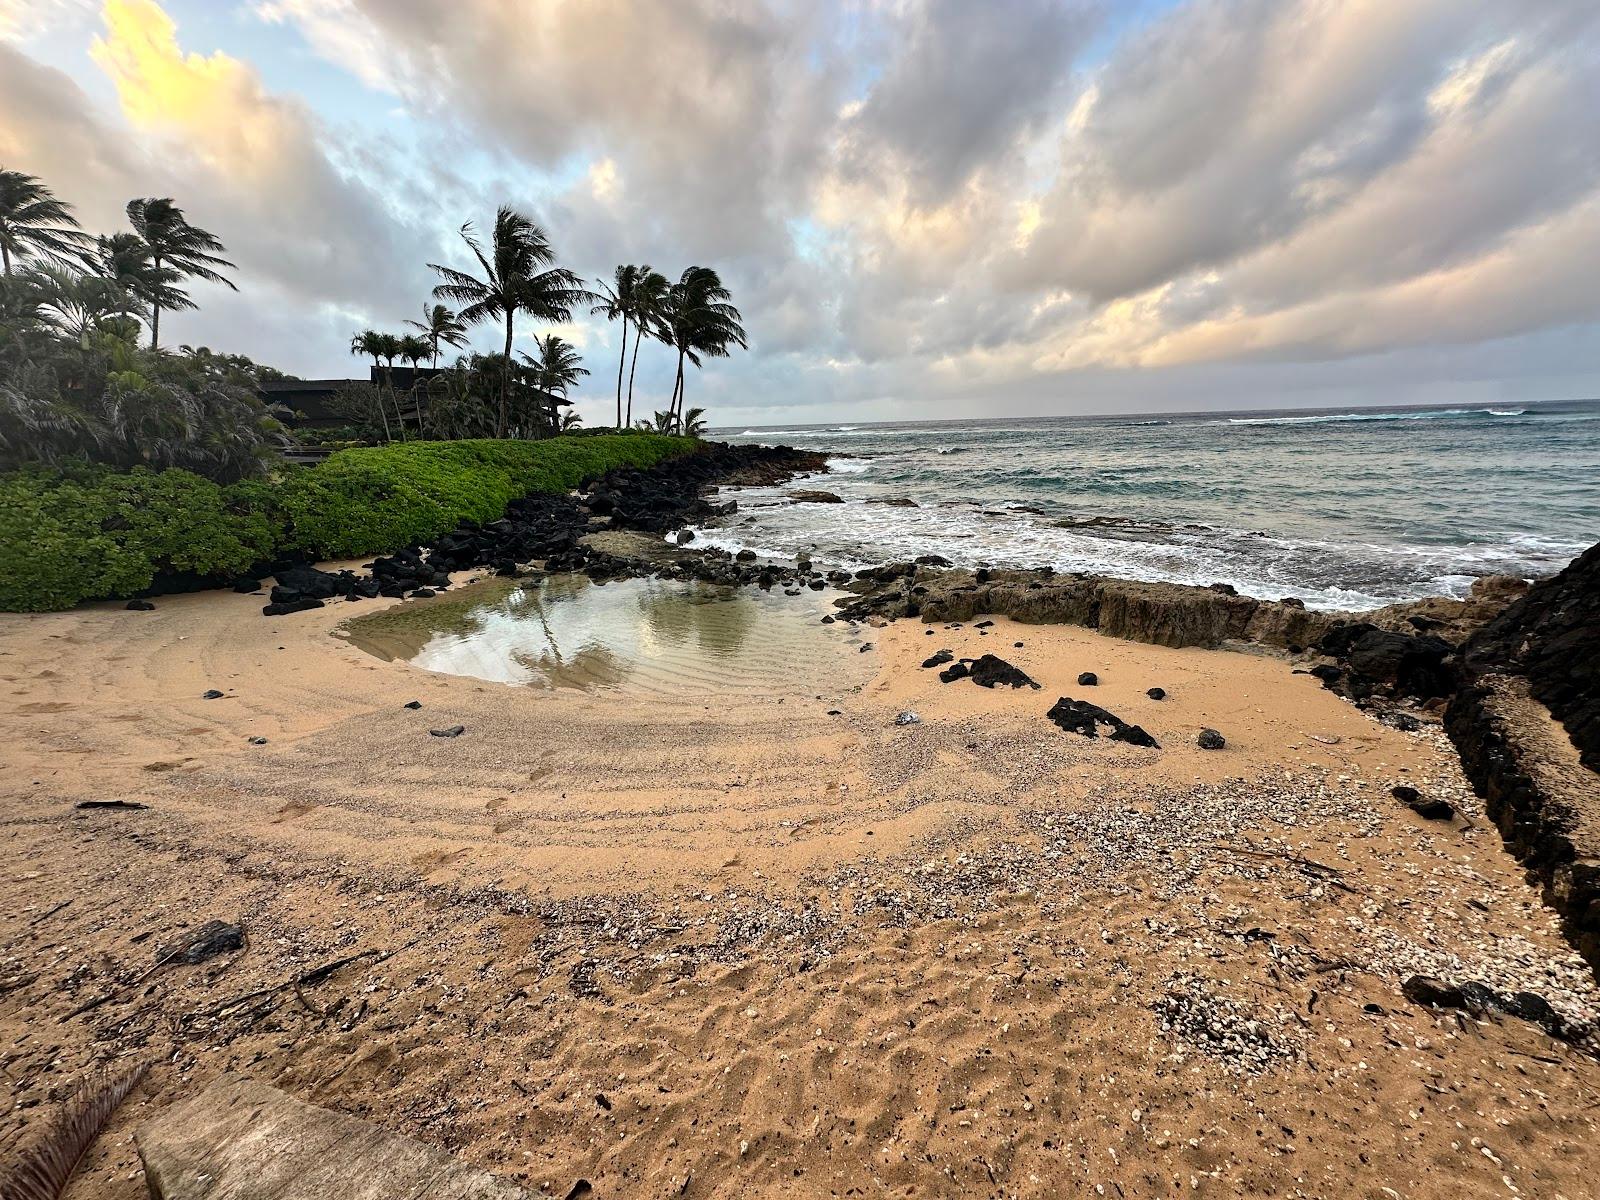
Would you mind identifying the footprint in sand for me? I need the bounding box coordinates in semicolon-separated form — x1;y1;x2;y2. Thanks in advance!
411;847;469;875
17;701;75;713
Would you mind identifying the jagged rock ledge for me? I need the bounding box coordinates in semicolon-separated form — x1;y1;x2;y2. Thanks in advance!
1446;543;1600;975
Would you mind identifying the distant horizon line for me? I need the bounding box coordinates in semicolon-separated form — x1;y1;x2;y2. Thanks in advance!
715;395;1600;433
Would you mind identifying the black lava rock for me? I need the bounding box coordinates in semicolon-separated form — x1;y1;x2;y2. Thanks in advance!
1197;728;1226;750
922;649;954;669
430;725;466;738
403;700;422;710
1394;786;1454;820
939;661;971;683
1077;671;1098;686
1146;687;1166;700
1046;697;1159;749
202;689;225;700
968;655;1040;690
125;599;155;611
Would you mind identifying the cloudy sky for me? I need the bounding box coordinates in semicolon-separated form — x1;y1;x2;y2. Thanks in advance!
3;0;1597;427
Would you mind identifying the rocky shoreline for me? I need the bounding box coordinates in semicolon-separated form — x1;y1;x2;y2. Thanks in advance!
140;440;1600;977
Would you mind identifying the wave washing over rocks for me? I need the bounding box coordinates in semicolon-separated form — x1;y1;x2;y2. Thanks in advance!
710;402;1600;608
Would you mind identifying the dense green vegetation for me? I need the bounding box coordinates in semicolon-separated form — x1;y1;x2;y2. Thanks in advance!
0;169;729;611
0;434;691;612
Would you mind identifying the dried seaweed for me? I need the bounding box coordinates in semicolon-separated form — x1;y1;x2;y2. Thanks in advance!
0;1062;147;1200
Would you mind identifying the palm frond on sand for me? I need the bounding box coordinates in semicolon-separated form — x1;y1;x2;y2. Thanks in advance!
0;1062;147;1200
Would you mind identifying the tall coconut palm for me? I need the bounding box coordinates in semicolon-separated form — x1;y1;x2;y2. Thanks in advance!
659;267;745;431
625;268;669;429
429;208;593;438
125;197;236;350
349;329;394;441
404;303;469;367
520;333;588;435
0;169;89;275
591;264;641;429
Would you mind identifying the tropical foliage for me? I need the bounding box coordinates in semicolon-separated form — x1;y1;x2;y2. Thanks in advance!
0;434;693;611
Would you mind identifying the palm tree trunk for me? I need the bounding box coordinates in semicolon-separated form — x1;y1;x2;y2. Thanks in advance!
615;317;627;429
498;315;514;438
1;243;10;275
149;254;162;349
673;350;685;432
371;356;392;442
626;331;643;428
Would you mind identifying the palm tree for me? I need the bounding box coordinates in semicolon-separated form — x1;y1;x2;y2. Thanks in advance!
659;267;745;431
125;197;237;349
626;269;668;429
398;333;431;372
560;410;583;432
31;264;143;348
87;233;185;342
404;303;468;367
520;333;588;435
429;207;593;438
349;329;393;441
682;406;709;437
0;169;89;275
591;264;641;429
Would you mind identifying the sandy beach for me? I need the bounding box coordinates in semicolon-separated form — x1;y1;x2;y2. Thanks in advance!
3;579;1599;1198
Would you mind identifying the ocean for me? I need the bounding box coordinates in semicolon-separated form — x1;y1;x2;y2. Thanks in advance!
701;399;1600;611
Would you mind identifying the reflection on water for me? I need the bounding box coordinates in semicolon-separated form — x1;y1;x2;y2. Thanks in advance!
338;573;859;695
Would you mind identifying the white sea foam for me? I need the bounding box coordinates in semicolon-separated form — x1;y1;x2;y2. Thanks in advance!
1223;407;1529;426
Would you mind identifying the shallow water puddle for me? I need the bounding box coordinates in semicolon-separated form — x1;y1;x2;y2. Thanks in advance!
337;574;860;695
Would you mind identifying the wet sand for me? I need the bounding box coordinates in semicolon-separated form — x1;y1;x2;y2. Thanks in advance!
2;580;1598;1198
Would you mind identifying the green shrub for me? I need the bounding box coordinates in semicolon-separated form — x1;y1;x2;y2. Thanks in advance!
0;474;149;612
0;434;695;611
278;435;689;558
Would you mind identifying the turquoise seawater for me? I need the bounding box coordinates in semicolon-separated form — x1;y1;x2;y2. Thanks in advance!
707;399;1600;610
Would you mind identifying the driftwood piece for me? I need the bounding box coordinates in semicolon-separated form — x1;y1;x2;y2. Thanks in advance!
136;1075;531;1199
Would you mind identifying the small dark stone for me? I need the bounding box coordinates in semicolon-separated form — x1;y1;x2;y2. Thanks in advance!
430;725;466;738
202;689;225;700
1077;672;1098;686
1146;687;1166;700
939;661;971;683
922;649;954;669
975;620;994;629
403;700;422;710
1397;787;1454;820
821;615;835;624
859;642;874;653
410;587;436;599
1197;728;1226;751
248;736;268;745
125;599;155;611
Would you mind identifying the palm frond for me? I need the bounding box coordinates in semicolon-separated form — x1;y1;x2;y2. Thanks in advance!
0;1061;147;1200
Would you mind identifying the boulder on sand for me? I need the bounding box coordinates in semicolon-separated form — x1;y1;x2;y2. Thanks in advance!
1046;697;1160;748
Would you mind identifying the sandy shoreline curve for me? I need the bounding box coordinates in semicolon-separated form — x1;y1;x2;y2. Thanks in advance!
3;578;1599;1198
